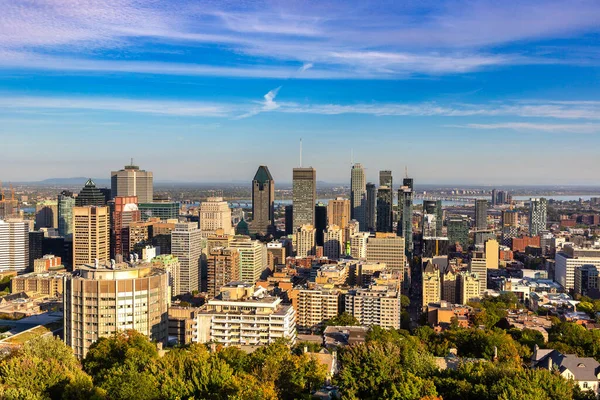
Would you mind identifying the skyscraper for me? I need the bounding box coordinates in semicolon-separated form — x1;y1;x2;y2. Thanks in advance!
35;200;58;230
376;186;393;232
398;185;414;256
474;199;489;245
501;209;519;245
250;165;275;235
366;183;377;232
327;198;351;230
292;167;316;232
229;237;267;284
285;205;294;235
423;200;443;237
379;170;393;189
200;197;233;236
529;198;548;236
110;196;140;259
72;206;110;268
323;225;343;260
75;179;106;207
58;191;75;239
474;199;488;231
111;162;153;203
0;219;29;273
315;203;327;247
350;163;366;230
447;216;469;249
171;222;202;294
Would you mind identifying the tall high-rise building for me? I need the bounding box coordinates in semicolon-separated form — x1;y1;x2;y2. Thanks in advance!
75;179;106;207
447;216;469;249
350;163;366;230
295;224;316;257
171;222;202;294
491;189;497;207
474;199;489;245
474;199;488;230
29;230;43;269
58;191;75;239
110;196;140;259
200;197;233;235
229;237;267;284
292;168;316;232
284;205;293;235
458;272;481;304
315;203;327;247
64;261;169;359
72;206;110;268
376;186;393;232
366;233;406;276
397;185;414;256
323;225;343;260
422;200;443;237
250;166;275;235
365;183;377;232
35;200;58;230
379;170;393;189
0;219;29;273
529;198;548;236
111;162;153;204
206;247;240;298
327;198;351;230
485;239;499;270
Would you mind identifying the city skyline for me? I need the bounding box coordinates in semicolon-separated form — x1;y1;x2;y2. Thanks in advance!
2;1;600;184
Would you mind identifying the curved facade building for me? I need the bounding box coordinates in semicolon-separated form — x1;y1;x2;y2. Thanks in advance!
64;262;170;358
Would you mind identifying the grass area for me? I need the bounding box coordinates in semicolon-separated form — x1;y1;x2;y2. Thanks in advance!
4;326;50;345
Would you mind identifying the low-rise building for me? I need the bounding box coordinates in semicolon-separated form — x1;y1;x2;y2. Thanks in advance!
11;271;66;297
195;282;296;347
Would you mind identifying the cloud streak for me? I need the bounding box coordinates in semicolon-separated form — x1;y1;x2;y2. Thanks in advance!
448;122;600;133
2;94;600;123
0;1;599;78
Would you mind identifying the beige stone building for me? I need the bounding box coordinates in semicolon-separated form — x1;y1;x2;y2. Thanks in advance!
323;225;344;260
458;272;481;304
229;236;267;284
72;206;109;268
291;285;342;333
422;260;441;307
12;271;66;297
200;197;233;236
366;233;405;279
345;284;401;329
295;224;316;257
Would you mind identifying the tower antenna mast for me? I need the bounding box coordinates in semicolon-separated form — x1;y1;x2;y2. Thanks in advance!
299;138;303;167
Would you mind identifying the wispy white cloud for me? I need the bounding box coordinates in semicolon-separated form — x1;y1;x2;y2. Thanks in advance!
235;87;282;119
448;122;600;133
1;94;600;123
0;95;233;117
0;0;598;78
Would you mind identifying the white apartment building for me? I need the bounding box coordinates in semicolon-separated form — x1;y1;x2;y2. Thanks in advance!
350;232;369;259
323;225;344;260
171;223;202;294
295;224;316;257
556;246;600;291
195;283;296;346
0;219;29;273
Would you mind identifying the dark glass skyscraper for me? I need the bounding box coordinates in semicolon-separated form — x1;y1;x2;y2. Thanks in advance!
398;183;414;257
58;190;75;239
447;217;469;249
350;163;366;230
315;203;327;247
75;179;107;207
250;165;275;235
292;168;316;232
376;186;393;232
285;205;294;236
366;183;377;232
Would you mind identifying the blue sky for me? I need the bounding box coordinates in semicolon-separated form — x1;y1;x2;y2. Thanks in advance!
1;0;600;185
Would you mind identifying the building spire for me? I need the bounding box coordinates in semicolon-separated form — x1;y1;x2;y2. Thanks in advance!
299;138;303;167
405;165;408;178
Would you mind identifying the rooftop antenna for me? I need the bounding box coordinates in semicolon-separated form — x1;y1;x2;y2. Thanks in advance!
351;148;354;165
405;165;408;179
299;138;303;167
